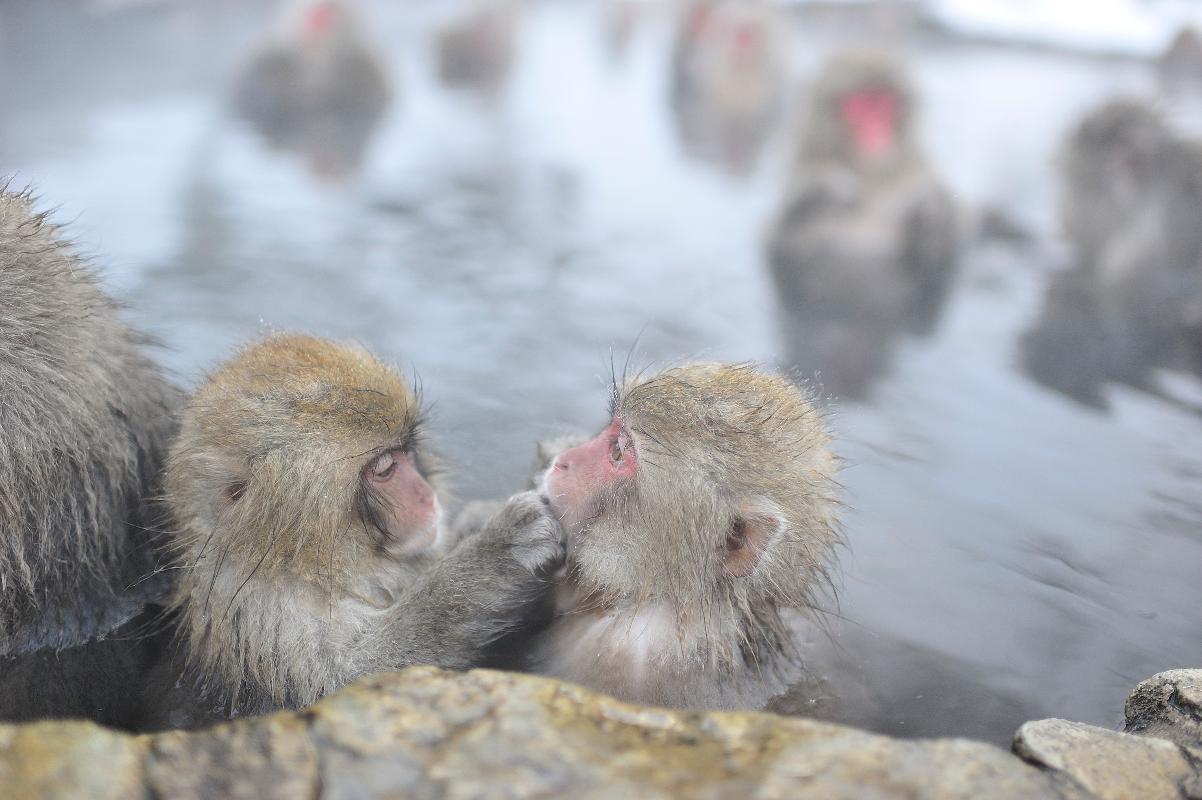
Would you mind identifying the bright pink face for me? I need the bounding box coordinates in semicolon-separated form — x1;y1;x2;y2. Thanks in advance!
362;448;441;554
544;418;638;529
730;22;762;59
303;1;340;39
839;88;901;160
687;6;713;40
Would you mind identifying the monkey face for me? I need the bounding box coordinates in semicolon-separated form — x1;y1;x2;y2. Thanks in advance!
543;364;839;614
300;1;348;43
839;86;900;162
357;447;443;557
543;418;638;532
167;335;445;591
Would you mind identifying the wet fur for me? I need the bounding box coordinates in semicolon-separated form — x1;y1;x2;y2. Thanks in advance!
534;363;841;710
0;188;179;658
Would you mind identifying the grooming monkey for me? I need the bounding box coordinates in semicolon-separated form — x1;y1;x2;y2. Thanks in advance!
767;51;958;399
0;188;179;723
531;363;840;710
140;335;562;727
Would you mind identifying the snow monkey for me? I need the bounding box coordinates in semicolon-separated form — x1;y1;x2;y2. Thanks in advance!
1021;99;1202;406
669;0;787;174
435;0;520;98
767;50;959;399
0;187;180;724
532;363;841;710
234;0;391;178
150;334;563;725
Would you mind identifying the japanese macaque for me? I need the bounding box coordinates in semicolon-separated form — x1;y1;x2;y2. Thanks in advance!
531;363;840;710
0;188;179;722
435;1;519;98
234;1;390;179
767;51;958;400
146;335;563;726
1022;100;1202;406
669;0;787;174
1159;27;1202;93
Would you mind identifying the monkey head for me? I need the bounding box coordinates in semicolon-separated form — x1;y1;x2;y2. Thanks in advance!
298;1;353;44
802;50;913;173
541;363;839;627
1063;100;1175;219
166;334;445;597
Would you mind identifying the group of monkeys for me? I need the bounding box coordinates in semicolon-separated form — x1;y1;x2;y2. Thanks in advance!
0;187;841;730
673;1;1202;403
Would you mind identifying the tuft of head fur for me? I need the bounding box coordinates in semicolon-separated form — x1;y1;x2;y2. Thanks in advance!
165;334;442;708
0;188;180;656
799;49;915;174
563;363;841;688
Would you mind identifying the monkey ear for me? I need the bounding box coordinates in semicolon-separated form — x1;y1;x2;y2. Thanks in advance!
722;506;783;578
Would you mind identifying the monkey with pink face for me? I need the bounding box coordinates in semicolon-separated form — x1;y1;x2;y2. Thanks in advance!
235;1;390;178
530;363;841;710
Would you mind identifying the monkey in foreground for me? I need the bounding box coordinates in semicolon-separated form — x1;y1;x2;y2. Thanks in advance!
139;335;562;728
1022;99;1202;405
669;0;786;174
0;188;180;723
530;363;840;710
234;0;390;179
766;51;958;400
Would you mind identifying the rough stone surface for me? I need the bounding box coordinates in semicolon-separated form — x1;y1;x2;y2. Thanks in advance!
1014;718;1202;800
0;720;145;800
3;667;1202;799
0;667;1087;800
1125;669;1202;751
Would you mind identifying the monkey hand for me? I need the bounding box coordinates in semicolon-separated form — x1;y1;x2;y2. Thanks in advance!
375;492;564;671
476;491;565;576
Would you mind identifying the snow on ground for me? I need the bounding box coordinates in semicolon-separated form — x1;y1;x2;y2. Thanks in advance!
787;0;1202;59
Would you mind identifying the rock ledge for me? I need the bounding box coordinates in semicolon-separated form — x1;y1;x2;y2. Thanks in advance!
2;667;1201;799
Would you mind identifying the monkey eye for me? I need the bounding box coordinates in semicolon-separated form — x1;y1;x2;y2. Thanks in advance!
609;438;624;464
367;450;401;482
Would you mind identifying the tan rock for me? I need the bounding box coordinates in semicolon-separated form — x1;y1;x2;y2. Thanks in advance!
145;712;319;800
1125;669;1202;750
1014;718;1202;800
0;721;144;800
0;667;1128;799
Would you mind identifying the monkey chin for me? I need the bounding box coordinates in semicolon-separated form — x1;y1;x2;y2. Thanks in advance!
391;502;445;558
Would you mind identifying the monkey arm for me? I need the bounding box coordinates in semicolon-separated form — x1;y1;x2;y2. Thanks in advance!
372;492;563;671
442;500;504;552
